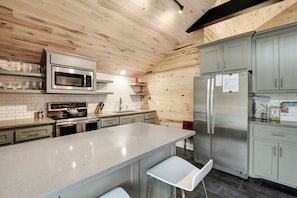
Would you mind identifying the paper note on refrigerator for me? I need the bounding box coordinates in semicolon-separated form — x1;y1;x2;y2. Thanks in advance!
222;73;239;93
215;74;223;86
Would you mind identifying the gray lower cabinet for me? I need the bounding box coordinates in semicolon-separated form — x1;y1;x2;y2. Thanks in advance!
0;130;14;146
101;117;119;127
133;114;145;123
120;114;145;125
0;124;53;146
120;115;134;125
253;27;297;92
15;125;53;142
249;123;297;188
144;112;155;124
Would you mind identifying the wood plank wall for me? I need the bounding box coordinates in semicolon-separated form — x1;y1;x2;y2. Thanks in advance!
142;30;204;128
143;1;297;129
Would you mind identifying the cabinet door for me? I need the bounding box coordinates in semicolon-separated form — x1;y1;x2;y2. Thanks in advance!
120;115;133;125
278;143;297;186
133;114;144;123
15;125;53;142
279;30;297;90
0;130;14;145
200;45;221;74
255;35;279;91
253;139;278;180
223;38;250;71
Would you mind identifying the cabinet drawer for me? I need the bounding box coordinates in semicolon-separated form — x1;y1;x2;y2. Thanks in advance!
252;125;297;144
120;115;133;125
144;112;155;120
133;114;144;123
15;125;53;142
0;130;14;145
144;119;155;124
101;117;119;127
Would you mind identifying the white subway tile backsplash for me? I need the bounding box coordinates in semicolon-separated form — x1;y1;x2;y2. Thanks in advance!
0;73;142;121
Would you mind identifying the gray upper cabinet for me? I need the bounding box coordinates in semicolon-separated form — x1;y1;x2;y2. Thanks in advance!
223;38;251;71
200;45;221;74
254;35;279;91
279;30;297;90
199;32;253;74
254;25;297;92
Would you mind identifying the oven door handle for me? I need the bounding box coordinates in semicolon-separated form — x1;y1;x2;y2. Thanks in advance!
59;124;76;127
85;119;99;123
57;122;77;127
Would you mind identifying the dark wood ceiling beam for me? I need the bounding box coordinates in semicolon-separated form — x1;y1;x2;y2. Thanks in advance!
186;0;283;33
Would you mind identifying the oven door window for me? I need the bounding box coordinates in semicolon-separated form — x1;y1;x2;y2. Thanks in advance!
59;125;77;136
86;121;99;131
55;72;84;87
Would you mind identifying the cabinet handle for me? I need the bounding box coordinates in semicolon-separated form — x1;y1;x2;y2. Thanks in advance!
280;78;283;88
279;147;282;157
271;133;285;137
273;146;277;156
223;61;226;69
274;79;277;88
28;133;39;137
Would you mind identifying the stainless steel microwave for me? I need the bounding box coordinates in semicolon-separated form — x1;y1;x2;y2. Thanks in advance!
41;49;97;94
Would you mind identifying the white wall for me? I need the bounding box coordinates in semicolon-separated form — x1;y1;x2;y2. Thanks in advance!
0;73;142;121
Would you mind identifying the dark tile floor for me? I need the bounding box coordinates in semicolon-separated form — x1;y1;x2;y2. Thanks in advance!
176;147;297;198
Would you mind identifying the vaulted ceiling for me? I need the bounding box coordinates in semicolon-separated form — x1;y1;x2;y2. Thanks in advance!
0;0;295;77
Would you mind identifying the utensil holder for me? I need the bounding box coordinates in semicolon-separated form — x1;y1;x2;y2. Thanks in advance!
95;105;103;114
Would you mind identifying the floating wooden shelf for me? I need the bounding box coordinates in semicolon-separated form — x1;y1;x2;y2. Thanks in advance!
130;82;146;86
0;89;44;94
130;93;146;96
96;91;114;95
0;70;44;78
96;79;113;83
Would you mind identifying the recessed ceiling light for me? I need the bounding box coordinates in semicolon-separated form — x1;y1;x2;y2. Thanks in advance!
120;70;126;75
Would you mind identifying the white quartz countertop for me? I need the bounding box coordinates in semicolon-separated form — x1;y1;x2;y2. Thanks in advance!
0;123;195;198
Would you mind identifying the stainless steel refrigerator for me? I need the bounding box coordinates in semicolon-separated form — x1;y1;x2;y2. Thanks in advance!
193;71;250;179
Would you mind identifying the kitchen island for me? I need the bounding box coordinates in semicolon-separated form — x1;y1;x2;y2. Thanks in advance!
0;123;195;198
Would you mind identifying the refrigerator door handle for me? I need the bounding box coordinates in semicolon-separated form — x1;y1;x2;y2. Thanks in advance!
207;78;211;134
210;78;215;134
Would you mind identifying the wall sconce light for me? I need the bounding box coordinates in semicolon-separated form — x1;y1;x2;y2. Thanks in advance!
173;0;184;14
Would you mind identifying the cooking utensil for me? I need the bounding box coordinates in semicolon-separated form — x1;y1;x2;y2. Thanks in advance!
98;101;104;109
66;107;78;116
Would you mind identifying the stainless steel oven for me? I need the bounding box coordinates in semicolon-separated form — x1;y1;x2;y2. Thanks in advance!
48;102;100;137
41;49;96;94
56;117;100;137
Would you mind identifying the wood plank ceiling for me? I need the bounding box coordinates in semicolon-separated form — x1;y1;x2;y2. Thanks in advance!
0;0;291;77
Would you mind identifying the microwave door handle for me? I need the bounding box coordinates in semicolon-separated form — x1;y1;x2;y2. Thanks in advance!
83;74;87;87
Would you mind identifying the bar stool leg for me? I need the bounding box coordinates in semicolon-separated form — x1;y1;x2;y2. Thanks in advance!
181;189;185;198
202;179;208;198
147;176;154;198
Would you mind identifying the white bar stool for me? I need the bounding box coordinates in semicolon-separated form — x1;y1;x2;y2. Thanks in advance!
147;156;213;198
97;187;130;198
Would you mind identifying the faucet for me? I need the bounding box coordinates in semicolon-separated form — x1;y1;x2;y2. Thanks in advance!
119;97;123;111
